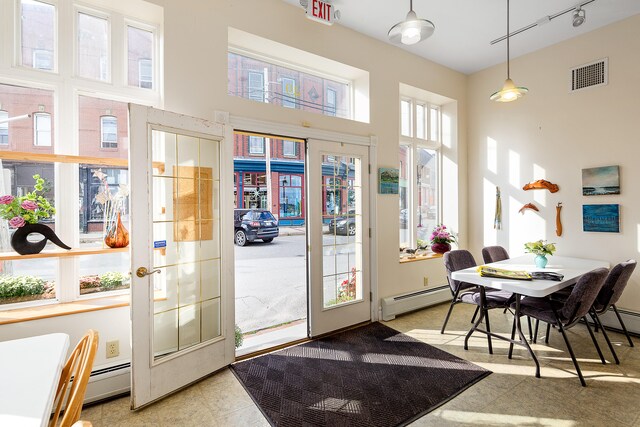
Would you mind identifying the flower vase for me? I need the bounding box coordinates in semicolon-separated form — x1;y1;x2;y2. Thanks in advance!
11;223;71;255
431;242;451;254
535;254;548;269
104;212;130;248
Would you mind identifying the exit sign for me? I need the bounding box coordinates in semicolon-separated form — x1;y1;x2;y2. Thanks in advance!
305;0;337;26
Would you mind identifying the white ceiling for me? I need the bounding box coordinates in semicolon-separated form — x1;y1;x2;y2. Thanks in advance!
282;0;640;74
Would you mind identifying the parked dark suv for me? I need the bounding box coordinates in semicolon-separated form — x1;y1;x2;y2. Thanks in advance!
234;209;279;246
328;209;356;236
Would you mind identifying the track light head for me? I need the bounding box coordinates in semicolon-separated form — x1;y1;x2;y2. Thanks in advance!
572;7;586;27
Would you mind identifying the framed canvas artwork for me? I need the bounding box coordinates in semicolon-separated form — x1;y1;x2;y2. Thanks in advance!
378;168;399;194
582;165;620;196
583;204;620;233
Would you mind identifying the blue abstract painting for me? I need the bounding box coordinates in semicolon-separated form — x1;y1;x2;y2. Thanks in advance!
583;204;620;233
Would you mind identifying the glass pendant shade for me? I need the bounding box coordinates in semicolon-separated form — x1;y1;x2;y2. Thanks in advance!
388;7;435;45
490;78;528;102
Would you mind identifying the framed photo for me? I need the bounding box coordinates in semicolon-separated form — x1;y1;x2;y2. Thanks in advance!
582;165;620;196
583;204;620;233
378;168;399;194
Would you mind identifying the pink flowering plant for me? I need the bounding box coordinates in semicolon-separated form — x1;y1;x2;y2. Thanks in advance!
430;224;457;245
0;175;55;228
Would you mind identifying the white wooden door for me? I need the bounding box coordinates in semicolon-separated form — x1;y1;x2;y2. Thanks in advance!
129;105;234;408
307;140;371;337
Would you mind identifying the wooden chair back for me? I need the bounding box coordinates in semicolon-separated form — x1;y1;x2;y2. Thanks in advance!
50;330;99;427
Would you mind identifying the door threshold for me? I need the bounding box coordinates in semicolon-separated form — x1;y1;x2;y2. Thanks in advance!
235;320;308;360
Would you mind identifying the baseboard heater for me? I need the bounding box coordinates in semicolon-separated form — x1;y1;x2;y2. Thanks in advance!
85;362;131;404
381;285;451;321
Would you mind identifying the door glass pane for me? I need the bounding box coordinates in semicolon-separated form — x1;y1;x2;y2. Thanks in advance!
323;154;362;308
151;129;221;360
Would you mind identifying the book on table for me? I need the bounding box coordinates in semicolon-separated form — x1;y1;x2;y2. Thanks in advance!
477;265;532;280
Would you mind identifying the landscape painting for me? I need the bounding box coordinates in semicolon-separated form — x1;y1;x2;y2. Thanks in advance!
583;204;620;233
378;168;399;194
582;165;620;196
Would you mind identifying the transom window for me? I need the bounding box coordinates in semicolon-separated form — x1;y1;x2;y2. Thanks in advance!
399;97;441;252
21;0;56;71
77;11;110;82
281;77;297;109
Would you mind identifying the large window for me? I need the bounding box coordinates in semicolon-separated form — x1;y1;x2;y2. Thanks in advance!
399;98;441;252
279;175;302;218
228;51;351;119
0;0;162;308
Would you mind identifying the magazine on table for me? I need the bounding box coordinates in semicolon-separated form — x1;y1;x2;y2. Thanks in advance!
477;266;564;281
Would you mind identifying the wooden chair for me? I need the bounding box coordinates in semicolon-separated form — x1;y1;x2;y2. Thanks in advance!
50;330;99;427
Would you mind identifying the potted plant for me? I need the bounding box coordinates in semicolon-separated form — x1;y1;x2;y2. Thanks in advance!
524;240;556;268
0;174;70;255
430;225;456;254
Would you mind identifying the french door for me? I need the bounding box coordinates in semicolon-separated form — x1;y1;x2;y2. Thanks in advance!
307;140;371;337
129;105;234;408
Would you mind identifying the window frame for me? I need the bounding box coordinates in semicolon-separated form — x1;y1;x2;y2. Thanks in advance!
126;21;157;91
399;97;442;252
19;0;58;73
75;8;112;83
33;112;52;147
100;115;118;149
326;88;336;116
248;135;265;155
0;110;8;145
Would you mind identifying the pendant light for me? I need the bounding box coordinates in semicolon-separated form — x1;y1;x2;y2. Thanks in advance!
388;0;435;46
490;0;528;102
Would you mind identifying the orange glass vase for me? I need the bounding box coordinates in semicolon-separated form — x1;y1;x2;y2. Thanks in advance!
104;212;130;248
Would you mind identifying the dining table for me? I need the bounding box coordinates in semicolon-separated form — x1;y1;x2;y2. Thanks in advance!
0;333;70;427
451;254;609;378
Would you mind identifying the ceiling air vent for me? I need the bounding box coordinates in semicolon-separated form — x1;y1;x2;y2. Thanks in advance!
570;58;608;92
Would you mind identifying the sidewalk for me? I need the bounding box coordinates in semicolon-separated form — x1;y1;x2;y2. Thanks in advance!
279;226;306;236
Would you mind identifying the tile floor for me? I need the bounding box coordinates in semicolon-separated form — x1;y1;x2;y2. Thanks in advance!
82;303;640;426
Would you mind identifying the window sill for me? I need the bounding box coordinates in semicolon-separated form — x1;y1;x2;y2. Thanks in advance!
399;252;443;264
0;295;129;326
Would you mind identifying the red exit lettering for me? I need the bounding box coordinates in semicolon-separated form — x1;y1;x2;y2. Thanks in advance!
311;0;332;22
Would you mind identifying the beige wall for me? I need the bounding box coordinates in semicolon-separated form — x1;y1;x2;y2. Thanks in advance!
467;14;640;312
149;0;469;300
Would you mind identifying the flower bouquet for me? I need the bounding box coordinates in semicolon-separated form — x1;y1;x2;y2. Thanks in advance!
524;240;556;268
430;224;456;254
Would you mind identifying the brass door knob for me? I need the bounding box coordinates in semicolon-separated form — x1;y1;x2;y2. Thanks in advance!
136;267;161;278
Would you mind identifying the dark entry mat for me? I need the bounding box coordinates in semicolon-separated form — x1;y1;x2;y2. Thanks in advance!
231;322;491;426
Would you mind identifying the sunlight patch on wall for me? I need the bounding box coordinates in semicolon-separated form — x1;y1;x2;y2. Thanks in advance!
483;178;497;247
532;164;547;207
508;150;520;189
509;195;546;255
487;137;497;174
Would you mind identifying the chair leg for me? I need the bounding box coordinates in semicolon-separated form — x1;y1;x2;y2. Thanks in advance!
527;316;533;341
503;307;508;314
613;305;634;347
592;310;620;365
440;288;461;334
558;323;587;387
545;323;551;344
583;316;606;364
484;308;493;355
508;314;516;359
471;305;480;324
533;319;540;344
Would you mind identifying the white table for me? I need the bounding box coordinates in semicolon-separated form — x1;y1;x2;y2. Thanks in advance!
451;254;609;377
0;333;70;427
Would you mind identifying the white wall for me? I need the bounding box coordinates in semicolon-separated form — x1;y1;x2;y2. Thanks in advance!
3;0;468;368
467;14;640;312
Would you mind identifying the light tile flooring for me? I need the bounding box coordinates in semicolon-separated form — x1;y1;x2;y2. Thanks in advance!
82;303;640;426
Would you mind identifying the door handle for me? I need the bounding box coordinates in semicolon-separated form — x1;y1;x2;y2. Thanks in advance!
136;267;161;278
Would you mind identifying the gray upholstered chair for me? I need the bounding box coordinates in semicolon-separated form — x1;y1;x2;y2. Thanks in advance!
588;260;637;363
442;250;513;354
482;245;510;264
512;268;609;386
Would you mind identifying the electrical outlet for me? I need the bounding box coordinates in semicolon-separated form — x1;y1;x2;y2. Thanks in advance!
423;277;429;286
106;340;119;358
